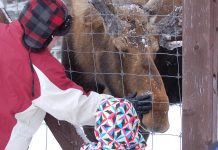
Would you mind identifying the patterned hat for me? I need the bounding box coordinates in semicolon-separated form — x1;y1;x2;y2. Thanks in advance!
81;97;146;150
18;0;69;51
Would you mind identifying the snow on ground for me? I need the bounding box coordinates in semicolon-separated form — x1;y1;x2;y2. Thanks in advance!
147;105;182;150
29;105;182;150
29;122;62;150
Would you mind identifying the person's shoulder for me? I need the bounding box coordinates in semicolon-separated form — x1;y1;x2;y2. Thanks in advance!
0;20;23;42
32;49;65;73
0;22;8;37
0;21;15;32
0;22;7;29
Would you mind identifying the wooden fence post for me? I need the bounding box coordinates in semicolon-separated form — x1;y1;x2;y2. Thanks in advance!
183;0;218;150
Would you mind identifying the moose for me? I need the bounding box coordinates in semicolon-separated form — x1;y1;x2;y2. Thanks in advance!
60;0;183;148
56;0;183;147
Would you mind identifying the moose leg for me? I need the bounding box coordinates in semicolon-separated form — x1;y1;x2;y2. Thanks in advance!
83;126;98;142
45;114;85;150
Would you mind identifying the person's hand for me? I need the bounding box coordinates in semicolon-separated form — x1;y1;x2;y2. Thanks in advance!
125;92;152;120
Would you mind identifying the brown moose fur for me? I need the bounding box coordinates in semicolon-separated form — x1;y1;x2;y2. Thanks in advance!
103;0;182;22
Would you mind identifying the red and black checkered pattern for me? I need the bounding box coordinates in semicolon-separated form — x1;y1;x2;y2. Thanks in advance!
18;0;68;50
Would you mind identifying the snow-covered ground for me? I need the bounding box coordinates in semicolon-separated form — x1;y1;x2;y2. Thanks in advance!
29;105;182;150
147;105;182;150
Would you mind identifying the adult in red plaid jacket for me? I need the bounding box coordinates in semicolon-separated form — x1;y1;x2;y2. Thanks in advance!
0;0;152;149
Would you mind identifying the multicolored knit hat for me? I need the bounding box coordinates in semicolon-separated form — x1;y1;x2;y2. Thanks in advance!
81;97;146;150
18;0;71;51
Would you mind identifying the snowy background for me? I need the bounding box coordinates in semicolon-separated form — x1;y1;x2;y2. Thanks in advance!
1;0;182;149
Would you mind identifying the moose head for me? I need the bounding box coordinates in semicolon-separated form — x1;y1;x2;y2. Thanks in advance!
62;0;171;139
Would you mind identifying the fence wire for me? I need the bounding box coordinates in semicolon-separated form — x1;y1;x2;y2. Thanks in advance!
3;0;182;150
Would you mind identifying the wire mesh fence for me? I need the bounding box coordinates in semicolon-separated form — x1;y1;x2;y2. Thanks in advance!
1;0;183;149
61;0;183;149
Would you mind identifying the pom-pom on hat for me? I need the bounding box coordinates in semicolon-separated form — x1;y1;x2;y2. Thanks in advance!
18;0;70;51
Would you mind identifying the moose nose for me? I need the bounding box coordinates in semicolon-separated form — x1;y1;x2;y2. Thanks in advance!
152;124;170;133
126;91;153;98
125;92;137;98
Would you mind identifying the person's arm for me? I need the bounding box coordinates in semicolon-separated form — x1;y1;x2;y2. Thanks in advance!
32;65;112;126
